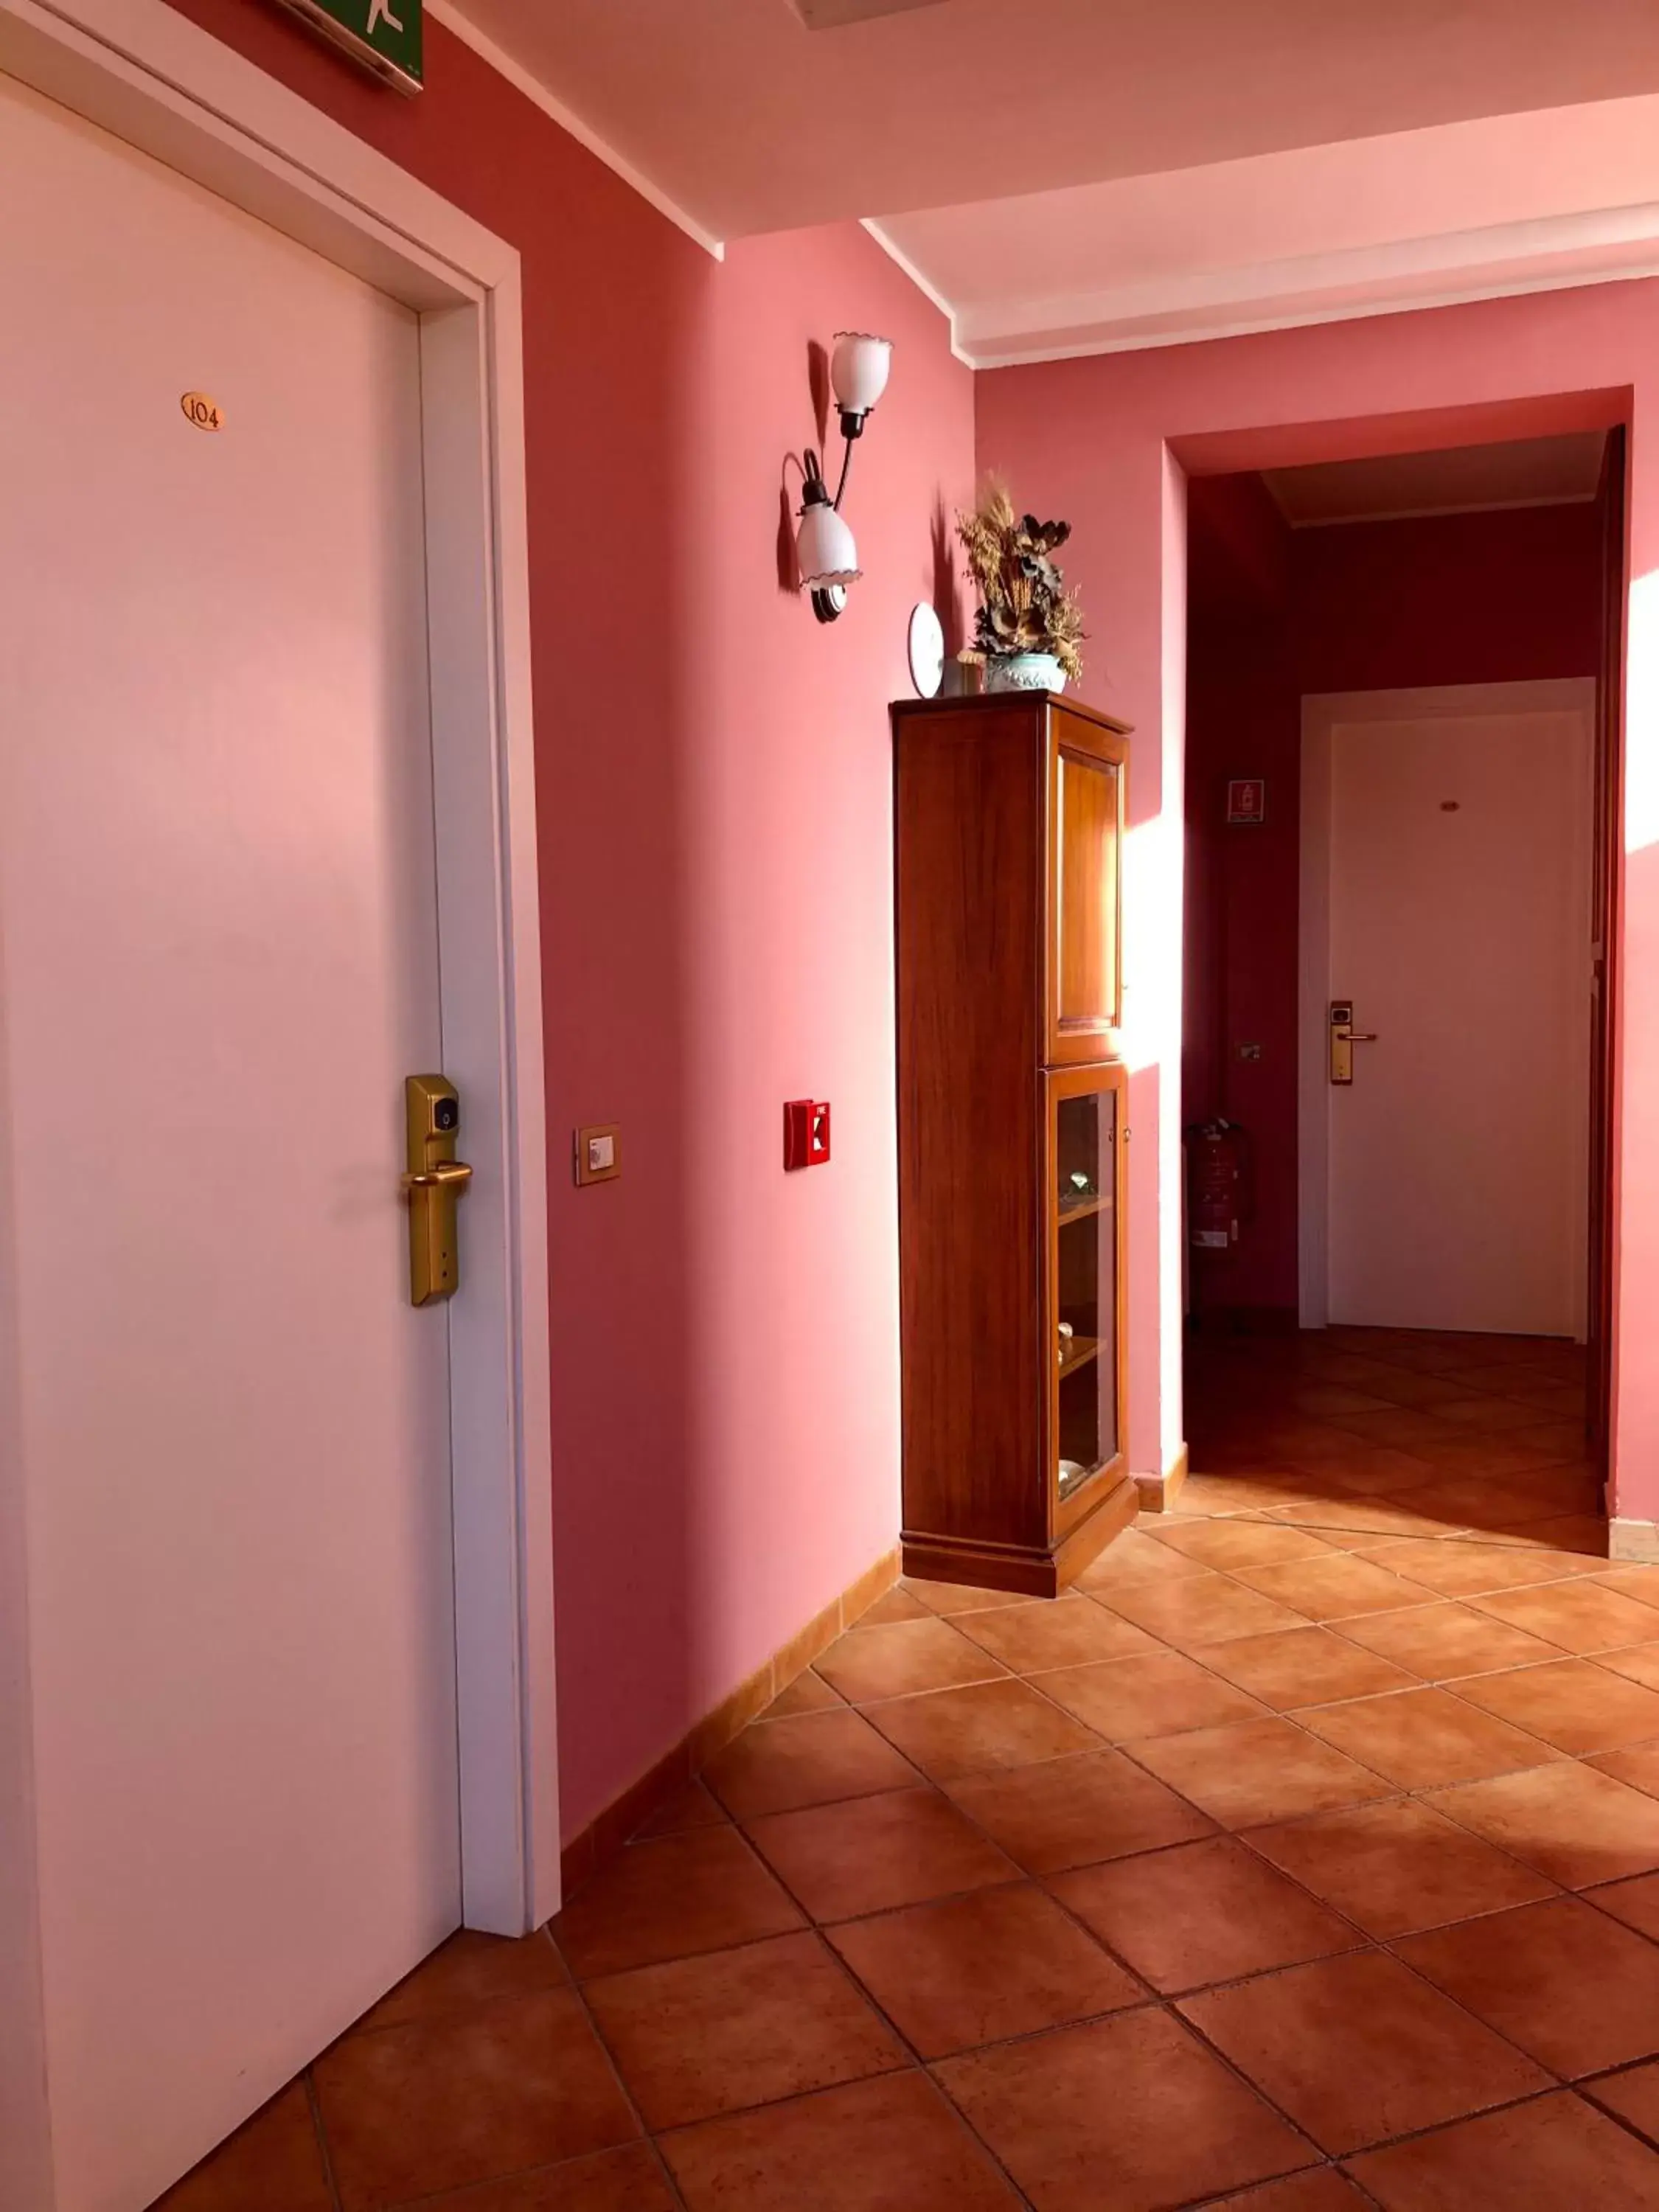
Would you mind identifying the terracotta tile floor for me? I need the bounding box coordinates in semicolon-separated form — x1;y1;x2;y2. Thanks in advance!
156;1327;1659;2210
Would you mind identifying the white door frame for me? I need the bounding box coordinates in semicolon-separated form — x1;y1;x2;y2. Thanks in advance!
1298;678;1597;1330
0;0;558;1944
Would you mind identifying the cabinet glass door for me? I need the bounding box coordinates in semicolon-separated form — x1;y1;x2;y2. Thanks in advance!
1053;1077;1121;1504
1050;736;1124;1063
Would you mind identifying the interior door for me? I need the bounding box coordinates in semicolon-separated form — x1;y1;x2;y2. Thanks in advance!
1323;703;1593;1336
0;71;459;2211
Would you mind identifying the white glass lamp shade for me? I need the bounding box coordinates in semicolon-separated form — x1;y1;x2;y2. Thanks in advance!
797;497;860;588
830;331;892;419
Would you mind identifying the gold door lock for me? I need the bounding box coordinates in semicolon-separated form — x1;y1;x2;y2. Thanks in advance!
1329;1001;1379;1085
403;1075;473;1304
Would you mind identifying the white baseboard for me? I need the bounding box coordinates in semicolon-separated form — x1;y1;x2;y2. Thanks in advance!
1610;1518;1659;1563
1134;1444;1189;1516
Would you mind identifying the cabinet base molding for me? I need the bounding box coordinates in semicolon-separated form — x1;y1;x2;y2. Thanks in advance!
902;1473;1140;1598
558;1544;900;1896
1135;1444;1189;1516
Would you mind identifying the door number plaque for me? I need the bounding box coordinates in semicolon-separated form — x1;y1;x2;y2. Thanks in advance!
180;392;223;433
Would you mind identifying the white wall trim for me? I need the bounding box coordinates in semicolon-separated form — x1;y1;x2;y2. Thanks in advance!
1298;679;1596;1332
860;218;975;364
0;0;558;1954
1297;697;1335;1332
964;259;1659;370
949;185;1659;369
1611;1518;1659;1563
426;0;723;260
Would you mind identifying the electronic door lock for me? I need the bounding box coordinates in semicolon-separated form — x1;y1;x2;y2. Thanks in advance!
404;1075;471;1304
1329;1001;1379;1085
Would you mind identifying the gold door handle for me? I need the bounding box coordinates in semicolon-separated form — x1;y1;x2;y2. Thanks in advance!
400;1161;474;1193
405;1075;469;1304
1329;1002;1379;1085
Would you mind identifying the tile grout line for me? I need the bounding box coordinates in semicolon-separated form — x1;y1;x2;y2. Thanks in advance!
726;1684;1444;2194
1136;1533;1659;1775
1576;2064;1659;2159
302;2067;346;2212
644;1555;1659;1958
1180;2163;1391;2212
552;1945;695;2212
641;1809;1045;2209
596;1875;1048;2212
594;1705;1352;2199
677;1587;1659;1943
1143;1336;1659;2172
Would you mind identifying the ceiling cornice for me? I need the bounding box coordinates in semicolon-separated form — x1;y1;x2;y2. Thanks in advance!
944;199;1659;369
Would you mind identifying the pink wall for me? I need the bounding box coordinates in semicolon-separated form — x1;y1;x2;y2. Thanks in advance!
162;0;973;1834
976;296;1656;1518
1184;490;1602;1320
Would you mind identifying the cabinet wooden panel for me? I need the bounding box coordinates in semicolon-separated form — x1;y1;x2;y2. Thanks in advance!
894;702;1045;1556
894;689;1133;1596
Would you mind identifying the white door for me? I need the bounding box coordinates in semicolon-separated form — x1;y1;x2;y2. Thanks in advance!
1315;699;1592;1336
0;69;459;2211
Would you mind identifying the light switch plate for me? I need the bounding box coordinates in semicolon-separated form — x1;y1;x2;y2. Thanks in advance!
574;1122;621;1186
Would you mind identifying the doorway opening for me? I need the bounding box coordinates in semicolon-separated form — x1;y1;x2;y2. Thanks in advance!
1180;426;1624;1552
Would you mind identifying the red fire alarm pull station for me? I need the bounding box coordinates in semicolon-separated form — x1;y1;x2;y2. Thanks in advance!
784;1099;832;1169
1226;777;1267;825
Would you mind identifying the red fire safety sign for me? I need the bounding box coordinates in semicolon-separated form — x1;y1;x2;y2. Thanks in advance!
1226;778;1267;825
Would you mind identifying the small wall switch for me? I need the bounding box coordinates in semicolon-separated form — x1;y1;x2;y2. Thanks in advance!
574;1123;621;1186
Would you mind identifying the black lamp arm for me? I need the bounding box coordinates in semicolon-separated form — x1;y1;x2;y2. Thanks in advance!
832;435;855;512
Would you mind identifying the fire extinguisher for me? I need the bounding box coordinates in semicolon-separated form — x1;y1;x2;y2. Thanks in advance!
1188;1119;1251;1251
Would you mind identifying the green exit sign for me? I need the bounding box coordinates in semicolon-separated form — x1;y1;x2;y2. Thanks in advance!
273;0;423;94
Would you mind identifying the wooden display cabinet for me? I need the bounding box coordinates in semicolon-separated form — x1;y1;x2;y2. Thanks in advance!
893;689;1134;1596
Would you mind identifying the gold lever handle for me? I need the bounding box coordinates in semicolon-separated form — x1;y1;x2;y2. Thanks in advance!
405;1076;468;1304
1329;1002;1379;1085
401;1161;474;1193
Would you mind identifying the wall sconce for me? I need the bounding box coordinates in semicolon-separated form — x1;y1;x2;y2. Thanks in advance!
796;330;893;623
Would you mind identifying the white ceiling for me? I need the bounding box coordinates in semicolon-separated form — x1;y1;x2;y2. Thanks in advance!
1262;433;1608;529
434;0;1659;364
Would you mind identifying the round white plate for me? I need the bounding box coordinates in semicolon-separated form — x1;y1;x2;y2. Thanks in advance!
908;600;945;698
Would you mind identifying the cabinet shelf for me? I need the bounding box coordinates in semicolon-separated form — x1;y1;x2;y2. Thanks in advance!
1057;1333;1101;1380
1058;1194;1108;1225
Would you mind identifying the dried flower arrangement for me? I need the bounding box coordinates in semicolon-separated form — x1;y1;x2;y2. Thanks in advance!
956;480;1086;681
